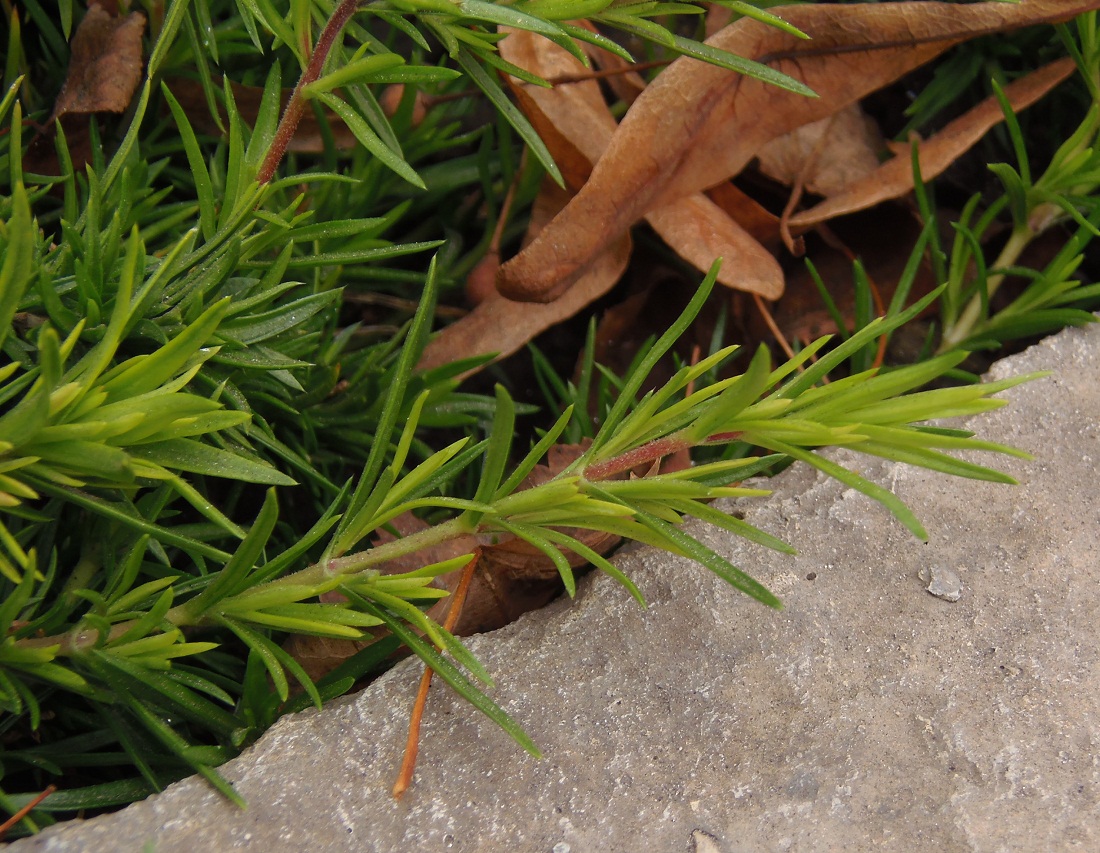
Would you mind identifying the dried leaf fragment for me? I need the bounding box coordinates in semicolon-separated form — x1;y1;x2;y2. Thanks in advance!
789;57;1078;228
501;27;783;298
497;0;1100;304
757;104;885;198
419;180;632;373
53;4;146;119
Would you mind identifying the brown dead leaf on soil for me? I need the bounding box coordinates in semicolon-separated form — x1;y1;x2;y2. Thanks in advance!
497;0;1100;305
789;57;1077;228
24;3;146;174
52;4;145;120
501;26;784;299
419;180;632;373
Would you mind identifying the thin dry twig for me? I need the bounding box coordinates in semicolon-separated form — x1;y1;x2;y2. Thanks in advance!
392;550;481;799
0;785;56;841
753;292;796;361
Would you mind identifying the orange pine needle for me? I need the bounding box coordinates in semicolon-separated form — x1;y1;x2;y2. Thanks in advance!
392;549;481;799
0;784;56;840
546;58;669;87
752;292;796;362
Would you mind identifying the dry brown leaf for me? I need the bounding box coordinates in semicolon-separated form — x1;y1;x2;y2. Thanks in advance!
508;84;596;190
646;196;783;298
705;5;735;40
789;57;1077;228
705;181;782;247
418;180;631;373
281;633;376;685
757;103;885;197
52;4;145;119
501;27;784;298
497;0;1099;304
501;27;618;167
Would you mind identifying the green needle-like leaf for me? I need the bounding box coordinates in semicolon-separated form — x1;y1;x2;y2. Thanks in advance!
362;601;540;758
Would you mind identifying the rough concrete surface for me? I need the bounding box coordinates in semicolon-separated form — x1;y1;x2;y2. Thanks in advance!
10;321;1100;853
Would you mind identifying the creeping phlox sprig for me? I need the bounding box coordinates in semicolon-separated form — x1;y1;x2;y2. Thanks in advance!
936;12;1100;353
2;258;1034;812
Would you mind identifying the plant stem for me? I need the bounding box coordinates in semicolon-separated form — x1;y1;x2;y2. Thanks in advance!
583;435;693;480
256;0;364;184
938;224;1034;352
15;433;717;656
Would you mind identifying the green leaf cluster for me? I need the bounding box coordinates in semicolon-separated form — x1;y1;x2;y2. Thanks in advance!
932;13;1100;353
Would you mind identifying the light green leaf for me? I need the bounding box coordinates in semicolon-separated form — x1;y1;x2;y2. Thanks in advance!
130;439;296;486
0;183;35;353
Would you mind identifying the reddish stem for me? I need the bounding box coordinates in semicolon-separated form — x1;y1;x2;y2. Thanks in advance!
584;436;691;481
583;429;747;482
256;0;364;184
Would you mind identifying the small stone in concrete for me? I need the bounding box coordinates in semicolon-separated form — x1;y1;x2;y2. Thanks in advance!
919;564;963;601
690;829;724;853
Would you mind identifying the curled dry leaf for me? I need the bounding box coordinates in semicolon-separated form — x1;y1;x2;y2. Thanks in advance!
497;0;1100;304
418;181;632;373
500;27;784;299
789;57;1078;228
501;26;618;169
704;181;782;248
52;4;145;119
578;36;647;106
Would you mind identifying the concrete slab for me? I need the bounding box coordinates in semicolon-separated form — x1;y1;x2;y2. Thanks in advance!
9;320;1100;853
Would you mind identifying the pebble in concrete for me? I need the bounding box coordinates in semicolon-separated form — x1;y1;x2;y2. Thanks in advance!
919;565;963;602
9;320;1100;853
